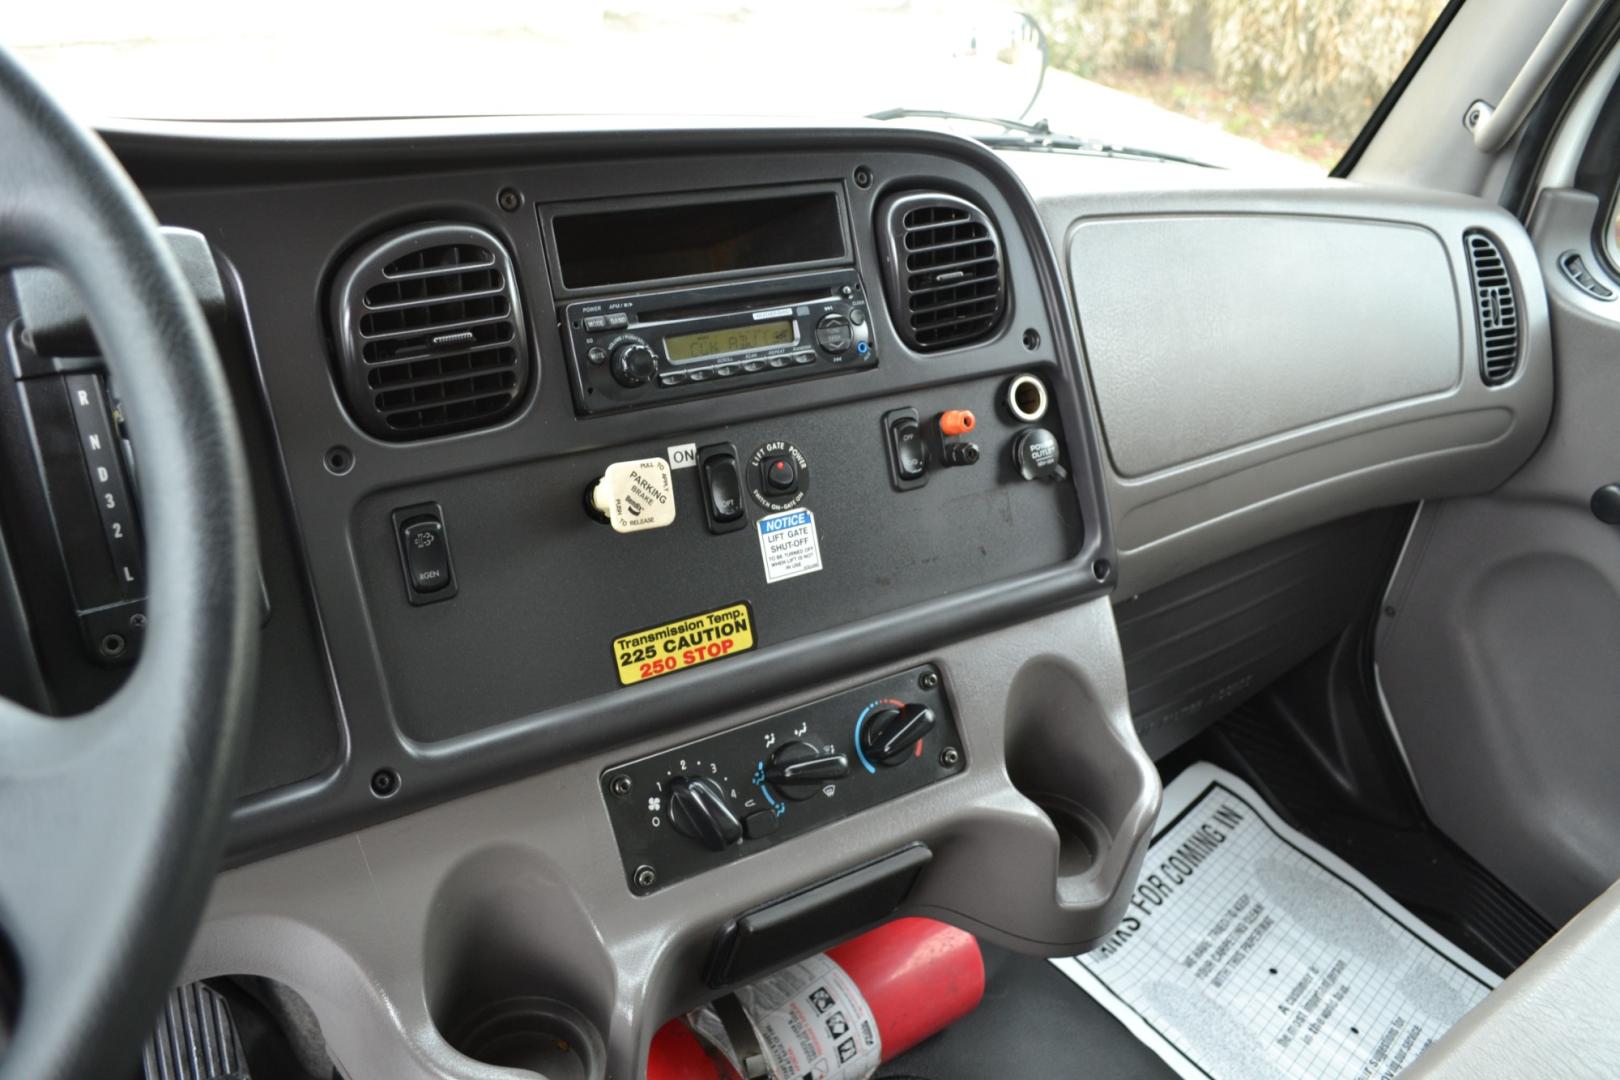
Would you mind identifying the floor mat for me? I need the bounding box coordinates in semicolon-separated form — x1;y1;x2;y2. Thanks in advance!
875;945;1176;1080
1201;702;1555;974
1051;763;1499;1080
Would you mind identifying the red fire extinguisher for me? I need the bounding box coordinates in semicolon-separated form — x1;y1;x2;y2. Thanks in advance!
648;918;984;1080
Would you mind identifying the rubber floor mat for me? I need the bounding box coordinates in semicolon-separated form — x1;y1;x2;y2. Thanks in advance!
1051;763;1499;1080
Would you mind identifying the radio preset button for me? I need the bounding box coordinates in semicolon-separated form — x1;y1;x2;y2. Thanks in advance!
714;364;738;378
688;369;711;382
793;352;816;366
767;355;790;369
659;372;687;387
742;360;766;373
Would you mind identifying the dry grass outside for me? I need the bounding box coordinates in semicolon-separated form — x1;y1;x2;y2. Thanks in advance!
1029;0;1451;167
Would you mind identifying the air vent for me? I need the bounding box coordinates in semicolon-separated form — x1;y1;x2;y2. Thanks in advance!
329;224;529;439
1464;230;1520;386
878;192;1006;351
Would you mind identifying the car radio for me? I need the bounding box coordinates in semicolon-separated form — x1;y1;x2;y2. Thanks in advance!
563;268;875;414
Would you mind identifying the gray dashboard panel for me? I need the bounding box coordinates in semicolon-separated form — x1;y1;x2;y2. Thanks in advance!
178;601;1158;1080
1073;214;1461;478
1012;155;1554;596
97;125;1119;862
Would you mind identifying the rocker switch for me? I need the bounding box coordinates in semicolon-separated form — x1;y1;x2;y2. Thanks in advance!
393;503;457;605
883;407;928;490
698;444;748;534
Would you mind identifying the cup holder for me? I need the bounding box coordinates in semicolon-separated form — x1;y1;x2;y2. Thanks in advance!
424;845;613;1080
1004;656;1145;894
445;996;605;1080
1030;796;1104;879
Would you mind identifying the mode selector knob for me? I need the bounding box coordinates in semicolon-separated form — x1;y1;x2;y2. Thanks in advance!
861;704;937;766
668;777;743;851
764;741;850;801
610;342;660;388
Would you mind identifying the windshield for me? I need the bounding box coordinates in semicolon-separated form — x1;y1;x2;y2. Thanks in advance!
10;0;1448;174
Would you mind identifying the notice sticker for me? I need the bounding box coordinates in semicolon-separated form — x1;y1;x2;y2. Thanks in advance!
667;442;698;470
612;602;755;686
757;508;822;583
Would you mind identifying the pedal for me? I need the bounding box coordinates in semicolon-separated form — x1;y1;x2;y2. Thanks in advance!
141;981;251;1080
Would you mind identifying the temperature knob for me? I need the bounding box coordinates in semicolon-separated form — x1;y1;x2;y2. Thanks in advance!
668;776;742;851
763;741;850;801
861;704;936;767
610;342;660;388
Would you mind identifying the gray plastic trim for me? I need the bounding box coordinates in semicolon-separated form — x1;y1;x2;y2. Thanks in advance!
1072;214;1463;479
176;601;1158;1080
1011;160;1554;596
1376;187;1620;924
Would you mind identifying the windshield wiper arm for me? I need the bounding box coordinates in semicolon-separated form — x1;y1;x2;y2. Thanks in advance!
867;107;1218;169
866;106;1053;137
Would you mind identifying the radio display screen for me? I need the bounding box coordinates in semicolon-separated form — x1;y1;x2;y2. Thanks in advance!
664;320;795;363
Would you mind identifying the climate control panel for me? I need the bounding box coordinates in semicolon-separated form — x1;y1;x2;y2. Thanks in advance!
601;664;962;893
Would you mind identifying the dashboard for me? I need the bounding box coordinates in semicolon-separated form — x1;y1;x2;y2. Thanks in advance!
0;118;1553;1078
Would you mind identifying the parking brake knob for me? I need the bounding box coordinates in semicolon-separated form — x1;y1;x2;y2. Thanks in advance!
588;458;676;533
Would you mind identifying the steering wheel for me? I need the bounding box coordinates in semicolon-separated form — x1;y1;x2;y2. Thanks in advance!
0;47;258;1080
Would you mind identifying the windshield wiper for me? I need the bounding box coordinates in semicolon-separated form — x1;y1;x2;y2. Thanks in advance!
866;107;1218;169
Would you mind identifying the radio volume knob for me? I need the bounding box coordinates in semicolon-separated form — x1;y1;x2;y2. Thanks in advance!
610;342;660;388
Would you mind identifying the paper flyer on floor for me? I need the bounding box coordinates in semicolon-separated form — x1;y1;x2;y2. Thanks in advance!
1052;762;1500;1080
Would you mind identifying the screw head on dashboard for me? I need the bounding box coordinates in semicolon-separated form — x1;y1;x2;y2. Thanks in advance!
610;774;633;798
634;865;658;891
497;187;523;212
940;747;961;768
919;671;939;691
853;166;873;189
370;768;401;798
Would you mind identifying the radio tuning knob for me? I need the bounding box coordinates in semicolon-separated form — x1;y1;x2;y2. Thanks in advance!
668;776;743;851
610;342;660;388
763;741;850;801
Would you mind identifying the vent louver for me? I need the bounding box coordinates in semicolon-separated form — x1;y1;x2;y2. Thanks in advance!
878;192;1006;351
329;224;529;439
1464;231;1520;386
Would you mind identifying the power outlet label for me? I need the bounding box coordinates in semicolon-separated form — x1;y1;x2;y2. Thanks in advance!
612;601;755;686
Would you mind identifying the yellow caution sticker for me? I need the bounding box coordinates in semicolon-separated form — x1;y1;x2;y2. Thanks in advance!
613;602;755;686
